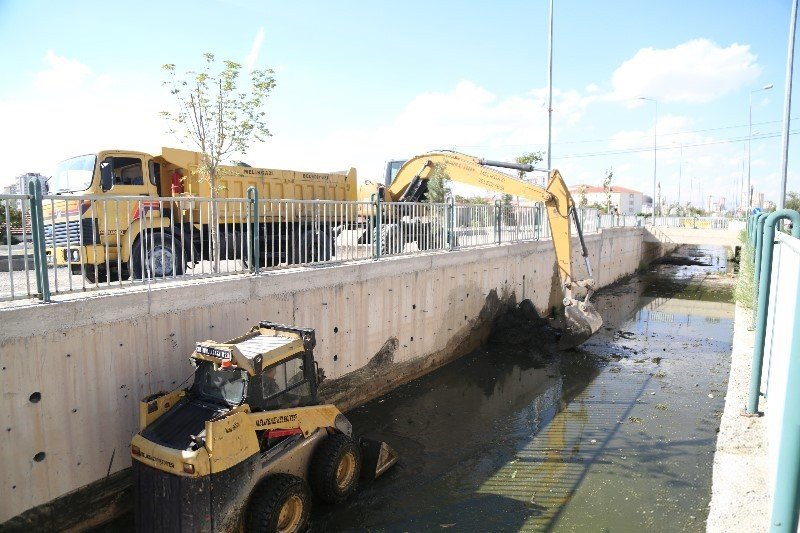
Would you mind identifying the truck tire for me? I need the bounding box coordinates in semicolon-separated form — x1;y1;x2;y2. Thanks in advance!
310;433;361;504
131;233;185;279
83;265;125;284
375;223;402;255
246;474;310;533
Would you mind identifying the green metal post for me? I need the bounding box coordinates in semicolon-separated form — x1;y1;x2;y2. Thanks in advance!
447;197;455;251
750;213;769;262
494;200;501;244
373;193;381;260
28;181;43;298
247;187;260;274
754;212;770;281
746;209;800;414
28;180;50;302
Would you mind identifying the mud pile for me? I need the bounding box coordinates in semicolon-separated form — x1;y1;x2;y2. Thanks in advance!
488;299;561;362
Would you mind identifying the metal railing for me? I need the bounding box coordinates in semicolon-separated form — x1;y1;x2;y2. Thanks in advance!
744;209;800;531
650;216;731;229
3;185;654;303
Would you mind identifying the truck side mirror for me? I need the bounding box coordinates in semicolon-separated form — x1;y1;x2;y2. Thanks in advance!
100;159;113;192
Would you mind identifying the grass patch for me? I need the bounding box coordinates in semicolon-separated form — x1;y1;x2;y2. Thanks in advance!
735;229;755;311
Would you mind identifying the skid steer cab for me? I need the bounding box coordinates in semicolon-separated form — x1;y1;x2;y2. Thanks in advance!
131;322;397;533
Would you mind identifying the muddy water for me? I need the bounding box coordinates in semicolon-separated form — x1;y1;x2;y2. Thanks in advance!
310;245;735;532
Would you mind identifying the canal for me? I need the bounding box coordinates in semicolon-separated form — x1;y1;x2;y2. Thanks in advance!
309;245;735;531
97;245;735;532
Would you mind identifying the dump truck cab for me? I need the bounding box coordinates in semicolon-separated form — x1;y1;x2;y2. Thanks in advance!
132;322;396;532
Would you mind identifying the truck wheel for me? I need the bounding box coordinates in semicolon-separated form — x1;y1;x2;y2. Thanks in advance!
83;265;124;284
246;474;310;533
310;433;361;504
131;233;185;279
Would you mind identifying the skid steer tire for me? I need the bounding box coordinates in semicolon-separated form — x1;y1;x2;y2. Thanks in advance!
310;433;361;504
375;223;402;255
245;474;310;533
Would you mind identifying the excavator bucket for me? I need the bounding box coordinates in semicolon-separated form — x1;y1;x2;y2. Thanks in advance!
559;300;604;349
359;438;399;480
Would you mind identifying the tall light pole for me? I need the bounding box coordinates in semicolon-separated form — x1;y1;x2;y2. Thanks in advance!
747;83;774;208
638;97;658;219
778;0;797;211
546;0;554;171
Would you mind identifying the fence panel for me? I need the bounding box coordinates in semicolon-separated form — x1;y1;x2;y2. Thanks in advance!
0;194;35;301
1;194;640;303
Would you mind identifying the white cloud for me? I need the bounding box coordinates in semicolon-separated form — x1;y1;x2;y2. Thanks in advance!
34;50;92;94
0;52;170;184
245;28;265;71
608;39;761;104
251;81;596;187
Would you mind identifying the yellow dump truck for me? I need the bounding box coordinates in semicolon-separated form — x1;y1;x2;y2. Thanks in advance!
43;147;356;281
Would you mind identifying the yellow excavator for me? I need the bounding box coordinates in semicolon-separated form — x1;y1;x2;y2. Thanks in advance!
360;150;603;348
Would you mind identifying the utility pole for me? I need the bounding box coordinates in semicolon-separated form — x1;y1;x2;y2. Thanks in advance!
748;84;774;208
678;144;683;206
546;0;554;170
778;0;798;210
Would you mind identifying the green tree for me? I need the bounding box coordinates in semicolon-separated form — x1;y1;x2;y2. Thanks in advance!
0;200;23;244
578;184;588;208
602;169;614;212
161;53;276;271
424;162;451;203
515;152;544;182
786;191;800;211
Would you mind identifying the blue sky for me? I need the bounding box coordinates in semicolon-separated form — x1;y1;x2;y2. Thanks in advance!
0;0;797;209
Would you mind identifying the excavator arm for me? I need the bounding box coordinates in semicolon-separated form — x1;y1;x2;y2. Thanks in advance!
379;150;602;347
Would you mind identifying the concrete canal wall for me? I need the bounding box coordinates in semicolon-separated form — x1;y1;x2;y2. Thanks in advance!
0;227;667;528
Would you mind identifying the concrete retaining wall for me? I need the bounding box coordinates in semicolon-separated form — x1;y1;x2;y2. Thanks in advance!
0;227;656;527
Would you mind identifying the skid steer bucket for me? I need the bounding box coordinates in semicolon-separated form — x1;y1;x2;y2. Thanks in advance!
559;300;604;349
359;438;399;480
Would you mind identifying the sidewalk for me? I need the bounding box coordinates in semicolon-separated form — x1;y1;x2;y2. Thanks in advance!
706;304;769;532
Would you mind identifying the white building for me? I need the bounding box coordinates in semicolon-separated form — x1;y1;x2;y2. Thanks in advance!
569;185;644;215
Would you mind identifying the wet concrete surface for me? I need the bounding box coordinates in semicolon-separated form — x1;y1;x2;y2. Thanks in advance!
98;245;735;532
310;245;735;532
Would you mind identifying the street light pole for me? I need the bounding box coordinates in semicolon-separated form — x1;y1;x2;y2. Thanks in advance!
638;97;658;220
778;0;797;211
546;0;554;171
747;83;774;209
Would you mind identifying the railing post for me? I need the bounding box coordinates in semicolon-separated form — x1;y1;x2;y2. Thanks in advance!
753;212;771;283
746;209;800;414
494;200;502;244
536;204;543;240
28;180;50;302
373;193;381;260
446;197;455;250
247;187;260;274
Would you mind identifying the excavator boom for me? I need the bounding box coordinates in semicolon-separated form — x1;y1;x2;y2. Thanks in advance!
379;150;602;347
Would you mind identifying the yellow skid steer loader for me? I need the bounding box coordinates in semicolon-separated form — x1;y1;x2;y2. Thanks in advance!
131;322;397;532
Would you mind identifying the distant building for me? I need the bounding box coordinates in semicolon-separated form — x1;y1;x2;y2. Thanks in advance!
3;173;48;209
569;185;644;215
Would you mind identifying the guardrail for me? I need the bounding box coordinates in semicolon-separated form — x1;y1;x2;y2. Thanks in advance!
2;184;735;304
651;216;731;229
744;209;800;531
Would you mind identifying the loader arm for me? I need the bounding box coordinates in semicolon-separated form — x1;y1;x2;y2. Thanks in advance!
382;150;602;347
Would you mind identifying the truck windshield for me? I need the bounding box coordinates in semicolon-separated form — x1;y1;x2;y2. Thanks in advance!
193;363;247;407
51;154;96;193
